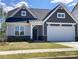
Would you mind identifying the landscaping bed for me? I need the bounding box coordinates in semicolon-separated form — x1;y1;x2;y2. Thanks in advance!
0;51;78;59
0;42;71;51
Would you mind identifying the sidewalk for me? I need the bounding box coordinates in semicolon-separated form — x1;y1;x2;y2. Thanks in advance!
0;48;77;55
0;42;78;55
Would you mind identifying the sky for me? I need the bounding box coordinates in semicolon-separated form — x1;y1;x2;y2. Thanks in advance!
0;0;78;12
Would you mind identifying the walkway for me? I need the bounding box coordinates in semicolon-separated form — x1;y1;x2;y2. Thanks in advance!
0;42;78;55
0;48;77;55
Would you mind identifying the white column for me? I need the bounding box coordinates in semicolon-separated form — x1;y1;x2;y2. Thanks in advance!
31;25;32;39
43;24;44;36
31;25;34;39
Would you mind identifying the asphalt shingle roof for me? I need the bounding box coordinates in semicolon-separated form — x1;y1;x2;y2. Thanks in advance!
30;8;50;21
7;7;50;21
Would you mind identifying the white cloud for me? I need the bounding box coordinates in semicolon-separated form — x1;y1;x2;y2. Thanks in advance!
0;2;6;6
0;1;14;12
15;1;29;8
68;2;76;6
51;0;73;4
4;6;14;12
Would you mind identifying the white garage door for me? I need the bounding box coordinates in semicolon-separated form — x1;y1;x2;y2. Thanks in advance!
47;26;75;42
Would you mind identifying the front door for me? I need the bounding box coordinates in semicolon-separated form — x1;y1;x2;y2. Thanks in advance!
33;28;38;41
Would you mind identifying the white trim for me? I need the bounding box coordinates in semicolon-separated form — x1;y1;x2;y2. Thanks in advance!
43;3;77;23
30;21;43;25
9;7;21;17
14;26;25;36
21;10;27;16
43;25;44;36
43;5;60;23
61;3;77;23
57;12;65;18
9;5;37;18
31;25;33;39
6;22;31;25
47;22;76;25
26;7;37;18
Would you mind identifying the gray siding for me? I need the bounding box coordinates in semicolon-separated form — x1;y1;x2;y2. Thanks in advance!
47;8;75;23
75;24;78;41
43;7;76;40
7;8;50;21
13;8;35;19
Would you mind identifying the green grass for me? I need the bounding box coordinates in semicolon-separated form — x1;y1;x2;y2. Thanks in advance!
0;31;5;37
0;42;71;51
0;51;78;59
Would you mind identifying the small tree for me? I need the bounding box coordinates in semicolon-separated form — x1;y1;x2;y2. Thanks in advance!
0;5;7;42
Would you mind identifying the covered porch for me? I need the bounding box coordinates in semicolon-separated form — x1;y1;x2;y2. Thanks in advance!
30;21;44;41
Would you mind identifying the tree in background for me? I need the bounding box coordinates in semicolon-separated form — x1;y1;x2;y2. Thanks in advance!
0;4;7;42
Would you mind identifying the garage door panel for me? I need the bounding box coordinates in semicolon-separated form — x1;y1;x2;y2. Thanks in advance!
47;26;75;42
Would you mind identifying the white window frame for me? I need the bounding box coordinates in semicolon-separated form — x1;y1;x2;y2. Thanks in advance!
21;11;26;16
15;26;25;36
57;12;65;18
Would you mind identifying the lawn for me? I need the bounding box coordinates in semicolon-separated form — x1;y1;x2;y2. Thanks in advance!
0;51;78;59
0;42;71;51
0;31;5;37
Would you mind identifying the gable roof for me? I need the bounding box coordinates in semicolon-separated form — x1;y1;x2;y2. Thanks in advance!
71;3;78;20
43;3;77;23
43;4;60;21
9;4;37;18
71;3;78;13
7;6;50;21
30;8;50;21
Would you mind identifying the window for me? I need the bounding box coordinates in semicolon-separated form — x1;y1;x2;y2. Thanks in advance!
21;11;26;16
15;26;24;36
57;12;65;18
20;26;24;36
15;26;19;36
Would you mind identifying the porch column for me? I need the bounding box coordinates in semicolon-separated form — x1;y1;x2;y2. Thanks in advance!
31;25;34;39
31;25;33;39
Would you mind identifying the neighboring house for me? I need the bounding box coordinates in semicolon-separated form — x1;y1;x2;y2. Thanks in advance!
71;3;78;41
6;3;77;42
71;3;78;20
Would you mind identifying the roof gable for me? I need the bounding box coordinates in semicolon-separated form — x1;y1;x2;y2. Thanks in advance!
43;3;77;23
9;4;37;18
71;3;78;13
6;7;50;22
30;8;50;21
6;4;38;22
71;3;78;20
